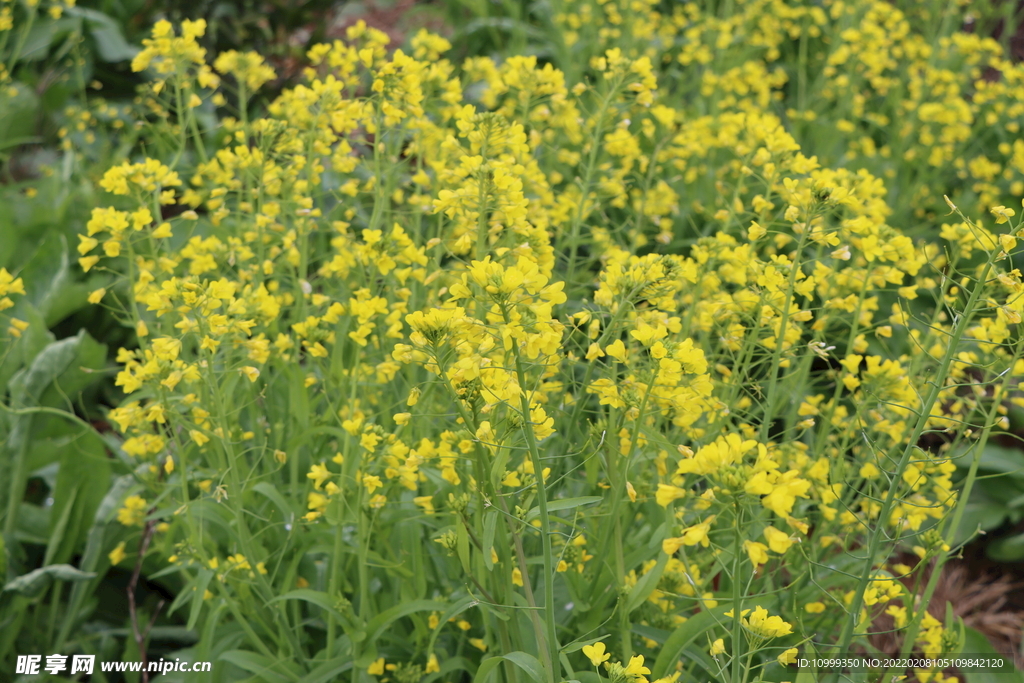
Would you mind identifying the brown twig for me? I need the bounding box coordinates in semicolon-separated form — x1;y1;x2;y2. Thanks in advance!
128;515;163;683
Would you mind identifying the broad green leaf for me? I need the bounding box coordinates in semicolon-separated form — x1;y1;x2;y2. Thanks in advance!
475;653;546;683
960;626;1022;683
502;652;547;683
9;330;84;410
66;7;137;62
46;430;110;564
3;563;96;596
474;656;505;683
986;532;1024;562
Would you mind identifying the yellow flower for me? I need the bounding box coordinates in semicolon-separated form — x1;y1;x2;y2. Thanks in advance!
116;495;147;526
805;601;826;614
7;318;29;338
778;648;798;665
363;474;382;495
744;606;793;639
744;540;769;566
583;641;611;666
710;638;726;656
367;658;385;676
623;655;650;678
655;484;686;507
991;206;1016;225
108;542;127;565
605;339;628;362
763;526;794;554
88;288;106;304
681;515;716;547
307;463;331;490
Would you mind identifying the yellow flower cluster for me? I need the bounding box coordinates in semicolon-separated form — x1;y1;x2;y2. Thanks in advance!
74;3;1024;679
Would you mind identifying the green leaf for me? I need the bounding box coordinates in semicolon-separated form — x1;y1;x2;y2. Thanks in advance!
298;655;354;683
46;430;110;565
502;652;547;683
457;518;471;574
218;651;298;683
561;634;612;655
526;496;602;521
961;626;1022;683
475;656;506;683
795;642;817;683
66;7;137;62
475;652;547;683
3;563;96;596
625;552;667;613
268;588;355;632
253;481;299;518
427;596;478;651
986;532;1024;562
43;487;77;566
365;599;446;644
490;448;511;491
187;569;214;632
9;331;84;407
482;509;497;570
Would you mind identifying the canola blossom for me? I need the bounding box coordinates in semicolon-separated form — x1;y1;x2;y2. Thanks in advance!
40;1;1024;682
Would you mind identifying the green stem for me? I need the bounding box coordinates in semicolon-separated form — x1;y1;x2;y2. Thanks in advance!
511;344;560;683
834;236;999;667
731;502;744;683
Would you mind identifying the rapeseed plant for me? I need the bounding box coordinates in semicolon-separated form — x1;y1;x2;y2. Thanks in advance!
61;9;1024;679
4;0;1014;681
